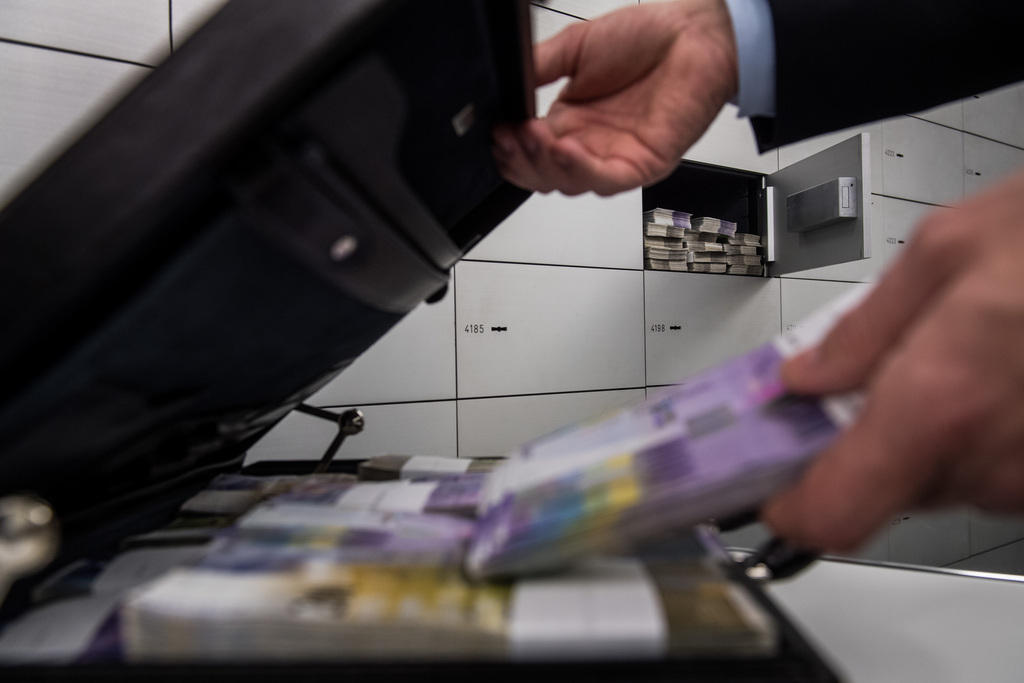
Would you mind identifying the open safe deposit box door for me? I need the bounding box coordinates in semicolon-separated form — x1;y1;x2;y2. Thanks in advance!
765;134;872;275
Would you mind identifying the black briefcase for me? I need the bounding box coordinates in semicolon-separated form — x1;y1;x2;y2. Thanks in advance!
0;1;837;679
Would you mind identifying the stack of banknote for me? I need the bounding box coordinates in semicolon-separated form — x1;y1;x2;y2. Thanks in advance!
691;216;737;237
644;258;688;272
727;264;764;276
120;552;776;661
723;233;764;275
643;208;692;230
102;286;872;665
725;244;759;256
729;233;762;247
644;245;686;261
687;263;728;273
120;467;783;661
725;254;763;267
641;212;765;276
358;454;501;481
643;210;690;270
683;239;724;252
684;249;727;273
196;504;477;571
686;227;763;275
179;473;356;516
273;476;486;518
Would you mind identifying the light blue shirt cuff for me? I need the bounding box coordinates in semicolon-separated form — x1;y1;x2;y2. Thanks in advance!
722;0;776;117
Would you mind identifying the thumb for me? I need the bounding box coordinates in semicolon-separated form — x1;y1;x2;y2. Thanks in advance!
533;22;588;87
762;375;938;552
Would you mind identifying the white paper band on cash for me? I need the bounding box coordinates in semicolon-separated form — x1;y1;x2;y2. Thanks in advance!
400;456;471;479
376;482;438;513
772;282;872;427
508;558;666;659
239;504;393;530
335;482;392;510
334;482;440;513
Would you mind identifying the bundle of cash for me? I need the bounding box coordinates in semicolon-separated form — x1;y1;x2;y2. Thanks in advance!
724;244;759;256
179;473;356;517
643;235;684;250
358;454;500;481
121;563;509;660
687;252;727;264
199;521;471;571
687;263;727;274
238;503;476;543
727;264;764;276
645;258;688;272
683;229;722;242
683;240;724;252
643;208;692;229
691;216;737;237
120;554;775;661
728;233;762;246
725;254;762;267
465;287;868;578
202;504;478;569
644;222;684;239
644;246;687;261
272;476;486;518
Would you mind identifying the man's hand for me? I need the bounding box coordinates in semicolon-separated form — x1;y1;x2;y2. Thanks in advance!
493;0;737;196
763;169;1024;552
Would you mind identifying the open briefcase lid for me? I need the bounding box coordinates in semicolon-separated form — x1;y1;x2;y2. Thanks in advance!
0;0;534;522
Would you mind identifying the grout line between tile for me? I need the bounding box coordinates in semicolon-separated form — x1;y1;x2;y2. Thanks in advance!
0;37;154;69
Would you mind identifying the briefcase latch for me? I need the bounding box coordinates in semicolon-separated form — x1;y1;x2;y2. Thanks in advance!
0;496;59;608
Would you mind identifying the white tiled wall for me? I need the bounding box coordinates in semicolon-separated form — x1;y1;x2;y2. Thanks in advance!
911;100;964;130
685;103;780;174
645;272;780;385
0;41;147;205
245;401;458;463
454;261;645;397
466;187;642;269
5;2;1024;572
0;0;170;64
457;388;645;457
963;82;1024;149
532;0;636;21
964;133;1024;197
310;294;456;407
169;0;227;49
881;116;965;206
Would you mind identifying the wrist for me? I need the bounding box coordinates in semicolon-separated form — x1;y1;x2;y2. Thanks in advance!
673;0;739;107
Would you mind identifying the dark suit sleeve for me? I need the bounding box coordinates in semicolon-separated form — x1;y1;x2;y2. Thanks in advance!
750;0;1024;151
